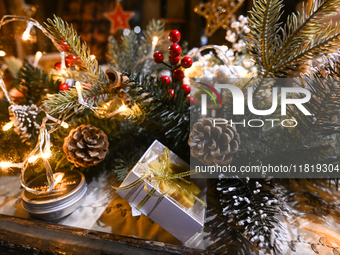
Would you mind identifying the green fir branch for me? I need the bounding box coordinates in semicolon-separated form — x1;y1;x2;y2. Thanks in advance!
45;15;110;90
109;32;139;71
108;19;164;73
289;52;340;134
12;61;60;104
246;0;284;74
141;19;165;51
43;89;78;115
273;22;340;75
274;0;340;74
217;177;286;253
247;0;340;79
43;16;118;116
125;71;194;157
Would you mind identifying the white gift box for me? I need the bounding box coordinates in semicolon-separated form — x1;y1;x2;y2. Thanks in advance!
116;140;206;243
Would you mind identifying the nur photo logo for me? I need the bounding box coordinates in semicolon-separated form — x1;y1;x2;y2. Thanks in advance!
197;79;312;128
196;82;223;115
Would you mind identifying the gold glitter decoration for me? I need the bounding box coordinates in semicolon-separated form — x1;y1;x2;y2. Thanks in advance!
194;0;245;37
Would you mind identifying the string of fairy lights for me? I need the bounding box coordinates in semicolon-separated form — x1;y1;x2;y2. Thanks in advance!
0;14;243;195
0;15;144;194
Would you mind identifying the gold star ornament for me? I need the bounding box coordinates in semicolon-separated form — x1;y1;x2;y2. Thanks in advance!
194;0;245;37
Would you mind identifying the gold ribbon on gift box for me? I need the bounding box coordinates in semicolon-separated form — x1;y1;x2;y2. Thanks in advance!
113;147;207;210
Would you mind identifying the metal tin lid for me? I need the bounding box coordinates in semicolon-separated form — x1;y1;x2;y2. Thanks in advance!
21;170;87;220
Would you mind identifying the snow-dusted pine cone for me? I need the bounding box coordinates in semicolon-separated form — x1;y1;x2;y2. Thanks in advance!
188;118;240;165
63;124;109;167
9;104;43;144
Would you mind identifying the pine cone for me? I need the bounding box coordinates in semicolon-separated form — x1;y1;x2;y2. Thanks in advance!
188;118;240;165
63;125;109;168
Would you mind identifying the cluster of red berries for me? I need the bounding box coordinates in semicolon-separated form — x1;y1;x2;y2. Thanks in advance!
54;40;84;91
54;54;79;70
153;30;195;104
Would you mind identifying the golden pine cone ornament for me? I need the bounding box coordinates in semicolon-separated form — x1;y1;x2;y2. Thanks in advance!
63;125;109;167
188;118;240;165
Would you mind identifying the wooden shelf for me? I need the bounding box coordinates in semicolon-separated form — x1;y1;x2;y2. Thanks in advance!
0;214;213;255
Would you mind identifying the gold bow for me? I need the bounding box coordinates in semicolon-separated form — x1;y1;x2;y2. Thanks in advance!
114;147;207;210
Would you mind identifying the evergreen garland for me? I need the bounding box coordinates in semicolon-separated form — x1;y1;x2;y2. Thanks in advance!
125;70;196;157
12;61;60;105
217;177;286;253
108;19;164;74
290;52;340;134
247;0;340;79
1;5;340;254
45;15;110;87
44;16;114;116
214;0;340;253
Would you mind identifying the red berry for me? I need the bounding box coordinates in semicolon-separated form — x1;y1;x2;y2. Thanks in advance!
168;55;181;65
173;69;184;81
66;59;74;66
181;56;193;69
54;62;62;70
160;75;170;86
169;44;182;57
168;30;181;43
168;89;175;100
187;95;195;104
181;84;191;95
60;40;70;51
65;55;79;67
54;61;70;70
59;83;69;91
66;55;78;61
153;52;164;63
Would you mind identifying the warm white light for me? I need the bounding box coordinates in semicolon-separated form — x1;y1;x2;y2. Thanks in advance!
45;114;69;129
28;155;39;163
239;70;249;77
119;104;128;112
59;68;67;76
90;55;96;60
52;172;65;189
152;36;159;44
60;51;67;73
75;81;82;90
0;51;6;57
33;51;43;67
54;172;64;184
22;31;31;41
221;45;229;52
3;121;13;131
103;102;110;110
0;162;11;168
22;22;34;41
61;122;69;129
0;161;23;169
75;81;84;104
41;151;51;159
35;51;42;59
